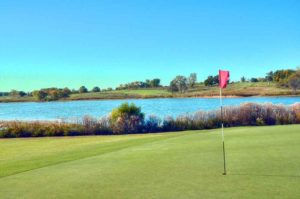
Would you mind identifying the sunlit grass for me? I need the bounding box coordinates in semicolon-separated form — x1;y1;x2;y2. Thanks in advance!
1;125;300;198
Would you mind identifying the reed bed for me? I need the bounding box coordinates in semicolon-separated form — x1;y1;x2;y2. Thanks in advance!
1;103;300;138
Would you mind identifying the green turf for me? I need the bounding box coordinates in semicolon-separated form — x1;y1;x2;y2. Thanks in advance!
69;88;172;100
1;125;300;198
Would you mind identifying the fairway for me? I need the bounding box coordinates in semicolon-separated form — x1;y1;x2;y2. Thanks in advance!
1;125;300;199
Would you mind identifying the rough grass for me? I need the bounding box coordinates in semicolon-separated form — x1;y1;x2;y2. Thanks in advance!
1;125;300;199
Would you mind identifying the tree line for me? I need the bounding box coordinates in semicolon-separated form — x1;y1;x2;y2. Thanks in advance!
1;67;300;101
240;69;300;92
116;78;161;90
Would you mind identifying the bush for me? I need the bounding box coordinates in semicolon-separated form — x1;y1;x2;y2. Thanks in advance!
144;115;162;132
110;103;144;134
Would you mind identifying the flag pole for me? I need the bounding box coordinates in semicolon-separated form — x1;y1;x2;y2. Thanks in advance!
220;87;227;175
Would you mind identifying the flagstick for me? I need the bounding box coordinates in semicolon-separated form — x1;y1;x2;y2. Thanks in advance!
220;88;227;175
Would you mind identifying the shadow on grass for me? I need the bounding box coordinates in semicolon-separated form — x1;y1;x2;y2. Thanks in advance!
229;173;300;178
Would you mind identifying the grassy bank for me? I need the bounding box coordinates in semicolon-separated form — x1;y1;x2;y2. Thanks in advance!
1;82;299;103
1;125;300;198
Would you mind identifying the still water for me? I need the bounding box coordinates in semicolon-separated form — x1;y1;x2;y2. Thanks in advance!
0;97;299;120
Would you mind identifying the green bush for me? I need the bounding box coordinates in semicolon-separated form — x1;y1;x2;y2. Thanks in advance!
110;103;144;134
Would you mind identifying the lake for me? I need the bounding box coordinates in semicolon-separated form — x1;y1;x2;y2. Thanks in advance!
0;97;299;121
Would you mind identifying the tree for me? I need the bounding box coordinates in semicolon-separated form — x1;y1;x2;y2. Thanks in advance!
265;71;273;82
79;86;88;93
250;78;258;82
169;76;188;93
213;75;219;84
169;80;179;92
150;78;161;87
204;75;219;86
92;86;101;92
273;69;295;86
145;79;151;88
188;73;197;88
204;76;214;86
63;87;71;95
19;91;27;97
32;90;47;101
9;90;26;97
48;90;59;100
241;76;246;82
288;70;300;93
117;79;161;90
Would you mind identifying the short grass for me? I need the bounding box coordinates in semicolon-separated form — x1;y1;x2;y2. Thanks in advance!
69;88;172;100
0;96;35;103
1;125;300;199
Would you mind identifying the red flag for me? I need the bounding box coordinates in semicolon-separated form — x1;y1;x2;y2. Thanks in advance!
219;70;230;89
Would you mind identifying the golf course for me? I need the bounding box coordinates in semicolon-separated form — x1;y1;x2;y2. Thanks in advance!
1;125;300;199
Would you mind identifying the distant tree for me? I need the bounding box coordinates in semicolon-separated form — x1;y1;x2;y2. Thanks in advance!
288;69;300;93
32;90;47;101
204;76;214;86
213;75;219;84
273;69;295;86
145;79;151;88
150;78;161;87
63;87;71;95
265;71;274;82
250;78;259;82
169;80;179;92
79;86;88;93
241;76;246;82
92;86;101;92
10;90;27;97
19;91;27;97
188;73;197;88
169;76;188;93
107;87;113;91
9;90;19;97
0;92;9;97
204;75;219;86
288;76;300;93
48;89;59;100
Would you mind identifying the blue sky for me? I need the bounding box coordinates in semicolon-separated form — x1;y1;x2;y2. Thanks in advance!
0;0;299;91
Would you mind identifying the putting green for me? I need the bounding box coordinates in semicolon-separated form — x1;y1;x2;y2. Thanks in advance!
1;125;300;198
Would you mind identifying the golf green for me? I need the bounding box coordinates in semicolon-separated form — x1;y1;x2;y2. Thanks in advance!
1;125;300;198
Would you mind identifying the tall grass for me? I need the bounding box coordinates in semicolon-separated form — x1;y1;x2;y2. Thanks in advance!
1;103;300;138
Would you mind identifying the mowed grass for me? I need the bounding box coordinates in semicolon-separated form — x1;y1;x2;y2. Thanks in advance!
69;89;172;100
1;125;300;199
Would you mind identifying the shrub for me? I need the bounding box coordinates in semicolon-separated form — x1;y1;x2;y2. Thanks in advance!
144;115;162;132
110;103;144;134
256;118;265;126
